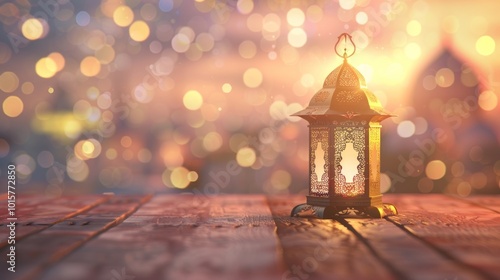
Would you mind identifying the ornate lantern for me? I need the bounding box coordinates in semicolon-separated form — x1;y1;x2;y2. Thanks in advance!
291;33;398;218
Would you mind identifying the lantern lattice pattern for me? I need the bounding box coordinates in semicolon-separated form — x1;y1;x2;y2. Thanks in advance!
291;33;398;219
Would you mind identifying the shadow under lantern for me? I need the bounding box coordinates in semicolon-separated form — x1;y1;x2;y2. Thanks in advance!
291;33;398;218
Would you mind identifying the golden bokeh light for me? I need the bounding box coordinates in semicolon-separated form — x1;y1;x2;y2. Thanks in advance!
237;0;254;14
239;40;257;59
243;67;263;88
21;18;45;40
187;171;198;182
67;156;89;182
406;20;422;37
222;83;232;93
47;52;65;72
435;68;455;88
75;139;102;160
287;8;305;26
306;5;323;22
339;0;356;10
95;45;116;64
113;5;134;27
288;27;307;48
247;13;263;32
0;72;19;93
425;160;446;180
236;147;256;167
129;20;150;42
404;42;421;60
380;173;392;193
203;131;223;152
121;136;132;148
183;90;203;110
476;35;495;56
457;182;472;197
170;166;190;189
478;90;498;111
36;57;57;78
21;82;34;95
80;56;101;77
3;96;24;118
270;169;291;190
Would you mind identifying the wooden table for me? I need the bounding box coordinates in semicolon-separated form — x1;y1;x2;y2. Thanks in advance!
1;194;500;280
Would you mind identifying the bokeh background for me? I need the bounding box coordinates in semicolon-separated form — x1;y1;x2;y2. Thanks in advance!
0;0;499;197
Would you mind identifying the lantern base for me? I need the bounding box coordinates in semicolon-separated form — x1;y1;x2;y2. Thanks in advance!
291;203;397;219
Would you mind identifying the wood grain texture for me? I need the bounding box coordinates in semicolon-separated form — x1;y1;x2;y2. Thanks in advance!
268;195;395;280
39;195;285;280
459;195;500;214
384;194;500;280
0;195;110;248
0;195;151;280
2;194;500;280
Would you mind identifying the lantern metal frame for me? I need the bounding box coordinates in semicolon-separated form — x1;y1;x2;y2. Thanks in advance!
291;33;398;219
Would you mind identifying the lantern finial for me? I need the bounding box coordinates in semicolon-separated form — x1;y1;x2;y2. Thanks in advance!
335;33;356;59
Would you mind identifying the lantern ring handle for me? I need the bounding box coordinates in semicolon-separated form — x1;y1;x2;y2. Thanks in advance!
334;33;356;58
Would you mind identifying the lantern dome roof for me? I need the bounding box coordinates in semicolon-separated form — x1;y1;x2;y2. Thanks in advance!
293;57;393;122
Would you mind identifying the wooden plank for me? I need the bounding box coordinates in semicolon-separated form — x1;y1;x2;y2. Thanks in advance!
268;195;396;280
38;195;285;280
458;195;500;214
0;194;151;280
342;218;481;280
384;194;500;280
0;195;110;248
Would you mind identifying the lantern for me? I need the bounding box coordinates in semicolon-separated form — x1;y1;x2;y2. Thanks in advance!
291;33;398;218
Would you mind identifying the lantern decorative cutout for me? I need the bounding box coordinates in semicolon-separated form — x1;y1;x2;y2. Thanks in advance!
291;33;398;218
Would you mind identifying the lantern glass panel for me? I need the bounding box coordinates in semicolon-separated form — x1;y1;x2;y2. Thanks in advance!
310;127;329;197
334;124;366;197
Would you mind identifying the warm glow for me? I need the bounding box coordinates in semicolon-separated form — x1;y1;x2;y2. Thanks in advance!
22;18;45;40
404;43;422;60
236;147;256;167
270;169;292;190
476;35;495;56
113;5;134;27
95;45;115;64
243;68;263;88
314;142;325;180
287;8;305;26
435;68;455;88
426;160;446;180
203;132;223;152
397;120;416;138
0;72;19;93
406;20;422;36
170;166;190;189
222;83;232;93
129;21;150;42
80;56;101;77
75;139;102;160
47;52;65;72
478;90;498;111
183;90;203;110
356;12;368;25
3;96;24;118
288;27;307;48
339;0;356;10
239;40;257;59
340;143;359;183
237;0;254;14
36;57;58;78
